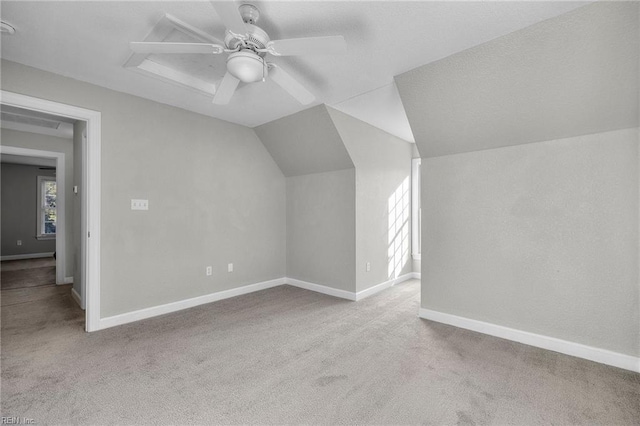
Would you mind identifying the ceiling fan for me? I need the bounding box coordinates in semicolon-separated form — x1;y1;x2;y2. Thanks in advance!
130;2;347;105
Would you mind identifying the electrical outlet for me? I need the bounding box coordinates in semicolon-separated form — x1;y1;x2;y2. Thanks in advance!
366;262;371;272
131;199;149;210
17;240;22;246
206;266;212;276
228;263;233;273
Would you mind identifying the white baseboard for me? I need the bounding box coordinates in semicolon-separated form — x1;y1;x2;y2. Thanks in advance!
61;276;74;284
97;274;421;332
355;278;394;301
99;278;286;330
1;252;54;261
355;272;417;301
285;277;356;301
285;273;420;302
411;272;421;279
419;308;640;373
71;288;84;310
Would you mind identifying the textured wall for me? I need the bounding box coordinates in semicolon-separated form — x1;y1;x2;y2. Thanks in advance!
328;108;414;292
1;129;74;276
1;163;57;256
254;105;354;177
1;60;286;318
286;169;356;292
422;128;639;356
72;120;86;298
396;1;639;158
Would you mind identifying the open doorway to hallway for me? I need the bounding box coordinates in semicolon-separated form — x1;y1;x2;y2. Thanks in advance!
0;101;92;330
1;108;82;329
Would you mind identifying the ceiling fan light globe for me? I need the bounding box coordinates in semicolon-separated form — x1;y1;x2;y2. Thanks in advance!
226;51;268;83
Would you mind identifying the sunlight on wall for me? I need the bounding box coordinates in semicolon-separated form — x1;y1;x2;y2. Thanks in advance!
388;176;410;279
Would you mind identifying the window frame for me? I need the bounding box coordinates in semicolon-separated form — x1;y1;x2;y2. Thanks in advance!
411;158;421;259
36;175;57;240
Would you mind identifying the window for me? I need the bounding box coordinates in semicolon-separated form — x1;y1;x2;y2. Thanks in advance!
411;158;421;259
37;176;57;239
388;176;411;279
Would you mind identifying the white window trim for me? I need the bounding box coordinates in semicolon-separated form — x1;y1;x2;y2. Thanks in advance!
411;158;421;260
37;175;57;239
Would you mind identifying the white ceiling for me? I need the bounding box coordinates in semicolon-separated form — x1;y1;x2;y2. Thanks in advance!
0;105;75;139
1;1;590;132
1;154;57;168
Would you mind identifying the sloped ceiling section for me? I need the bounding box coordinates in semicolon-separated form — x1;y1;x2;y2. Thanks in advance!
254;104;353;177
395;1;639;158
330;82;415;143
326;106;412;168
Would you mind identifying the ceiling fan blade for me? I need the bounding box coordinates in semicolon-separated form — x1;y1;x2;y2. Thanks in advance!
130;42;225;55
210;1;247;36
267;36;346;56
213;72;240;105
268;64;315;105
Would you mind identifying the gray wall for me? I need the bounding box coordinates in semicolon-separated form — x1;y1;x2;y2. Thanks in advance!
254;105;353;177
254;105;359;293
1;128;74;277
328;108;414;292
422;128;639;356
258;105;412;294
1;60;286;318
396;0;639;357
73;121;86;297
286;169;356;292
395;1;639;158
1;163;56;256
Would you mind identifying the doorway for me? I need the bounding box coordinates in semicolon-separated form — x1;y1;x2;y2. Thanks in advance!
1;147;67;285
0;91;101;331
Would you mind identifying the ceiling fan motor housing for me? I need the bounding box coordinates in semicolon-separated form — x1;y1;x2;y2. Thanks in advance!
224;23;270;56
224;21;270;83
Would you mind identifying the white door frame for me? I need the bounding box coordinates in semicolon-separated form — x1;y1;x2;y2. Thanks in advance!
0;90;102;332
0;146;66;285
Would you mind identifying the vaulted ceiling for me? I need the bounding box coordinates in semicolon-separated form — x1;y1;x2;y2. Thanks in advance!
1;1;589;138
396;1;639;157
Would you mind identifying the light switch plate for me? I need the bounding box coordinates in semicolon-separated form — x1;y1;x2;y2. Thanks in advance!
131;199;149;210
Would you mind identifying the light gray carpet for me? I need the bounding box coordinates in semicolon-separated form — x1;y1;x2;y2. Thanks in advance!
1;279;638;425
1;258;57;290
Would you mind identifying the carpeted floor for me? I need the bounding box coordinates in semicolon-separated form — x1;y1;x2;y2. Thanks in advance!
1;279;638;425
1;258;57;290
